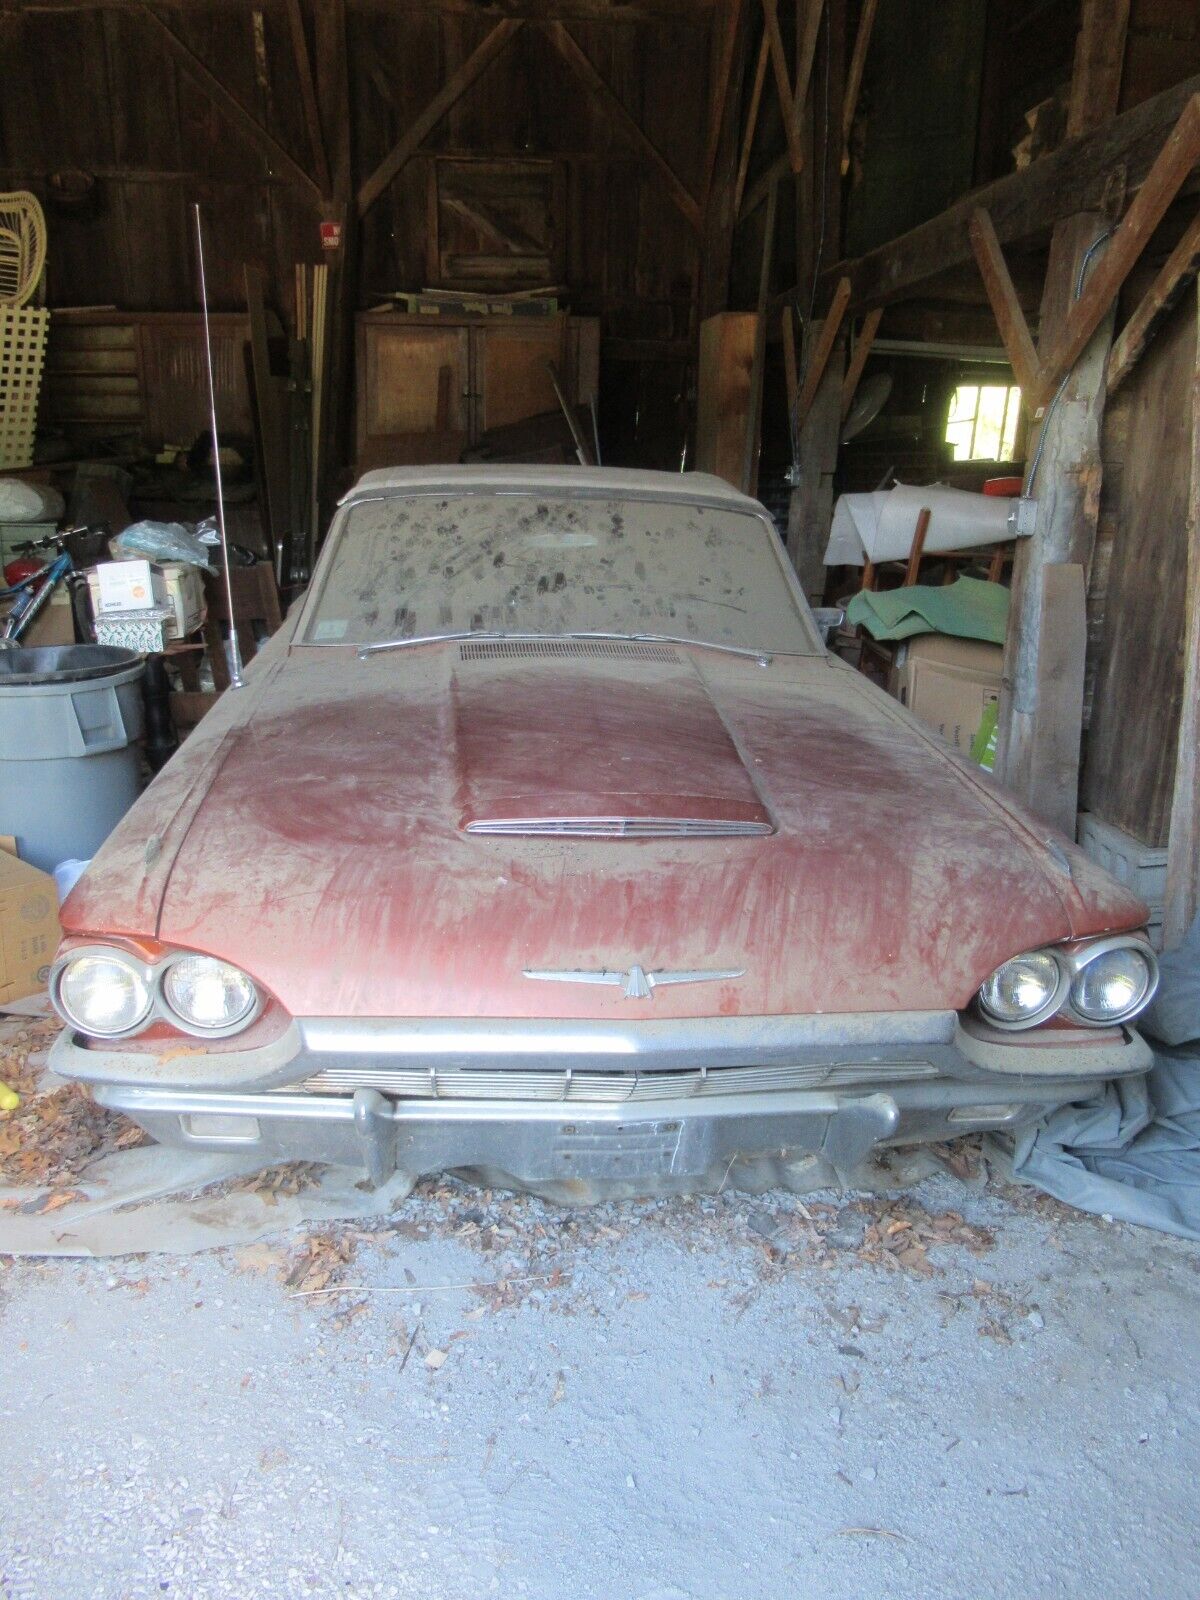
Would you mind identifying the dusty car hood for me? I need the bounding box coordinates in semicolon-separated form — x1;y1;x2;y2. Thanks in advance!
65;645;1148;1020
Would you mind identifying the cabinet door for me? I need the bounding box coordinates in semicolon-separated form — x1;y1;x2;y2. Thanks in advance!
472;319;565;435
357;322;470;459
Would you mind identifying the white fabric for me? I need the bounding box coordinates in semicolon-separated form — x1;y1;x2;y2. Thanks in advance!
825;483;1015;567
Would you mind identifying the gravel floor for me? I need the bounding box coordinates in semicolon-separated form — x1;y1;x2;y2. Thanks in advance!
1;1165;1198;1600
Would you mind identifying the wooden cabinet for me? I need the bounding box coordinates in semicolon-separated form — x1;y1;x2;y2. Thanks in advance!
356;312;588;471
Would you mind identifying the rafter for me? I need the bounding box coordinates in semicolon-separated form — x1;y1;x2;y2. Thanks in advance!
1106;209;1200;394
840;0;877;175
284;0;331;199
356;19;524;217
733;31;770;217
702;0;745;208
543;21;702;234
761;0;803;174
138;3;323;204
840;306;882;419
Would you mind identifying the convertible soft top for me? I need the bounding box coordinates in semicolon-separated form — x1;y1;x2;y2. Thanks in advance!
339;464;763;510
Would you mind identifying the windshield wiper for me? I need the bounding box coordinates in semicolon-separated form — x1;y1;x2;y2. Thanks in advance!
357;629;774;663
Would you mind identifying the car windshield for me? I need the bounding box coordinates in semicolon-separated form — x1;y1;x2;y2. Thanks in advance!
302;493;819;654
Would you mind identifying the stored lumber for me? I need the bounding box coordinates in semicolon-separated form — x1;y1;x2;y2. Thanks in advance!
1164;284;1200;945
356;20;524;217
813;73;1200;312
137;4;323;204
968;208;1040;395
1107;211;1200;394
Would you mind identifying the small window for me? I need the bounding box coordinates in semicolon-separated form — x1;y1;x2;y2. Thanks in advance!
945;384;1022;462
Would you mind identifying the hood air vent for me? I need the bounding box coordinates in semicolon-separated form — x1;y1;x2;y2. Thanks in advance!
465;816;773;838
459;640;680;664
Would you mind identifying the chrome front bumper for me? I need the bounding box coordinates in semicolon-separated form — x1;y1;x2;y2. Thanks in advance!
53;1010;1151;1188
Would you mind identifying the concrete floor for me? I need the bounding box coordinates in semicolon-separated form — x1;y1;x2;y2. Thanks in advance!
1;1166;1197;1600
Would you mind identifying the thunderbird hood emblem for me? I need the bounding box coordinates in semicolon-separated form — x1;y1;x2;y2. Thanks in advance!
523;965;744;1000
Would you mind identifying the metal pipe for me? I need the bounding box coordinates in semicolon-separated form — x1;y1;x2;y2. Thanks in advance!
192;202;244;689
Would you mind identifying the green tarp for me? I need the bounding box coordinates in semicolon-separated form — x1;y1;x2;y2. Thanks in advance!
845;574;1009;644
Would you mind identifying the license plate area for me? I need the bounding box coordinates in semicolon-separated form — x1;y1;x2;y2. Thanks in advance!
552;1119;683;1178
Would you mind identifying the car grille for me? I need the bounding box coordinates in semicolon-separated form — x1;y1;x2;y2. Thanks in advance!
459;640;681;663
464;816;773;838
297;1060;938;1102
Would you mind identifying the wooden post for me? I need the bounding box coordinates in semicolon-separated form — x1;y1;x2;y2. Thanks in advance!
995;0;1128;830
786;312;845;600
312;0;354;547
1164;283;1200;945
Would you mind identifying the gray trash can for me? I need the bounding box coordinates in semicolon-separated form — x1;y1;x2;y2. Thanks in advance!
0;645;145;873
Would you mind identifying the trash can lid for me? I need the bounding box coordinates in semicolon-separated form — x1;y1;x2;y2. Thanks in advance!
0;644;143;687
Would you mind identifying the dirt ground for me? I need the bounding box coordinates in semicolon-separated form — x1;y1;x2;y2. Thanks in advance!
2;1014;1198;1600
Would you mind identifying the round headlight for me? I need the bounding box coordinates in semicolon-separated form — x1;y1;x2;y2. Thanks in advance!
163;955;257;1033
58;953;152;1037
978;951;1064;1028
1070;945;1155;1024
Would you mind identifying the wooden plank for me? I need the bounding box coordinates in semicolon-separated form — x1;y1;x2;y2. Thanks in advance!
1165;284;1200;942
761;0;803;175
967;208;1040;395
742;176;778;492
839;0;877;176
1107;210;1200;395
284;0;332;198
702;0;744;205
794;274;850;429
136;4;322;204
733;32;770;218
356;19;524;217
840;304;881;419
543;22;702;235
813;74;1200;312
1026;564;1089;837
695;311;758;487
1034;94;1200;408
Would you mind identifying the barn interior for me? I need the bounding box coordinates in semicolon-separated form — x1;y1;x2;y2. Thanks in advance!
1;2;1200;1593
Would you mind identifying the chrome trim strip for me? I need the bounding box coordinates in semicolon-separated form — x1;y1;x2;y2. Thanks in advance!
468;818;773;838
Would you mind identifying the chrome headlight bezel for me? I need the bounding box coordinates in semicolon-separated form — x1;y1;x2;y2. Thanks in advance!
977;935;1159;1032
53;950;154;1040
976;949;1070;1031
50;944;261;1041
1061;935;1159;1027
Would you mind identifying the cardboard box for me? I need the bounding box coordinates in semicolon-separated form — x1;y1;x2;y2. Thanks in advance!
0;837;60;1006
891;634;1003;756
90;558;167;615
87;560;203;640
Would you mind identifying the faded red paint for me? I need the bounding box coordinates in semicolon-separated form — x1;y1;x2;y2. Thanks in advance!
62;640;1149;1023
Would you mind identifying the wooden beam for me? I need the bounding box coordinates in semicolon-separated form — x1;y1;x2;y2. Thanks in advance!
137;4;323;204
356;19;523;217
1164;282;1200;945
742;177;779;492
761;0;803;175
543;21;703;234
1107;210;1200;394
840;305;881;419
1034;94;1200;407
284;0;332;198
733;31;770;218
702;0;745;207
813;73;1200;312
786;312;844;598
1066;0;1130;139
839;0;877;176
794;274;850;429
968;207;1040;395
781;302;799;418
795;0;824;119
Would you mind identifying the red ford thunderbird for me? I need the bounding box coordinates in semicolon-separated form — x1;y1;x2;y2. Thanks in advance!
50;466;1158;1195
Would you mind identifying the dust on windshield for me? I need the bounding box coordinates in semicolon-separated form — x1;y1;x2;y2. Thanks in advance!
302;493;818;653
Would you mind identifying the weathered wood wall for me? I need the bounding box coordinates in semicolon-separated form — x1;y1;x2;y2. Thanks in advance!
0;0;717;459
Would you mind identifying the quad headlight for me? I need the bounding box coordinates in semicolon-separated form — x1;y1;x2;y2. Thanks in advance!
53;946;260;1039
162;954;257;1032
57;953;152;1037
1068;942;1157;1025
977;951;1066;1028
977;937;1158;1031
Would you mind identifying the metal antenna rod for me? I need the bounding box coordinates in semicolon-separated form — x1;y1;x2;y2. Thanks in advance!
192;202;244;689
